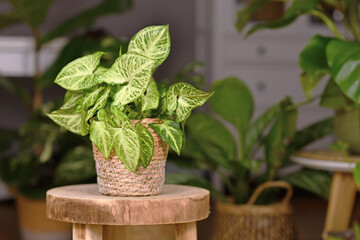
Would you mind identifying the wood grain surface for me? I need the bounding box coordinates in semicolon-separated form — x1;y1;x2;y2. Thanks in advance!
46;184;210;225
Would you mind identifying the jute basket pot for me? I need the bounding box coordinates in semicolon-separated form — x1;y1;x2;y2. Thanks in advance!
92;118;169;196
213;181;295;240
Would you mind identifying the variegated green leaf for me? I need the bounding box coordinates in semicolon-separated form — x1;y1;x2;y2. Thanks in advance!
108;120;140;172
61;90;84;109
135;122;154;168
142;80;159;112
166;82;213;122
54;51;104;91
101;54;154;85
47;108;88;136
110;105;129;127
128;25;170;67
111;54;155;106
90;120;113;159
85;86;111;121
149;120;182;155
82;86;105;109
94;66;108;82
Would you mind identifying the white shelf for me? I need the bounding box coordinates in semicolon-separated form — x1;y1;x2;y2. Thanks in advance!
0;37;66;77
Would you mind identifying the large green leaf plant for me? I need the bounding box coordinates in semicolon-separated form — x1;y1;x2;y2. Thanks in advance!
47;25;213;173
236;0;360;111
167;77;333;204
0;0;133;198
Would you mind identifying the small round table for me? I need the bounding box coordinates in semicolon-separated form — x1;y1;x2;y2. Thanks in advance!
46;184;210;240
292;151;359;235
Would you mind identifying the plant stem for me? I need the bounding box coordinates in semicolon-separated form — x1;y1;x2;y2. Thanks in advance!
309;10;344;39
349;3;360;41
237;127;244;159
32;27;42;111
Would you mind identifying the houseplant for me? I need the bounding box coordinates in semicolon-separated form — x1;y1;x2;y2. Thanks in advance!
236;0;360;154
47;24;213;196
0;0;132;239
166;76;333;239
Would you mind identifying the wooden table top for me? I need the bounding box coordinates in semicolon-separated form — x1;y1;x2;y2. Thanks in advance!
46;184;210;226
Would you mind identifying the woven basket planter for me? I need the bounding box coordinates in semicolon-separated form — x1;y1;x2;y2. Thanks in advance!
92;118;169;196
212;181;295;240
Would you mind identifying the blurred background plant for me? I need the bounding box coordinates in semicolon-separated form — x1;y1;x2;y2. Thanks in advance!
167;76;333;204
236;0;360;154
0;0;132;199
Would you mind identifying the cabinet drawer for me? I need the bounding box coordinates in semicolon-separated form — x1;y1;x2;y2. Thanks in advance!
224;39;305;63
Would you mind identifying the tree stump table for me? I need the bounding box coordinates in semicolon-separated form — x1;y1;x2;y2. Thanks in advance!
46;184;210;240
292;151;359;237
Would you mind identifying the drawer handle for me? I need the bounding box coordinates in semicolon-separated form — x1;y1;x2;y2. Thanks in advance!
256;81;266;92
256;46;267;56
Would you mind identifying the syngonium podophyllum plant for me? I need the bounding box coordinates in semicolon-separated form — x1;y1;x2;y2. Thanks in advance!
167;77;333;204
236;0;360;109
47;25;213;172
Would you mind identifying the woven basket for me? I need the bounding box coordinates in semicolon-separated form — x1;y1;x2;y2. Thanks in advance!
213;181;295;240
93;118;169;196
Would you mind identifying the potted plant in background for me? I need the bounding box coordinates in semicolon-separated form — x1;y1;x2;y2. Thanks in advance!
166;76;333;239
47;24;213;196
236;0;360;154
0;0;132;239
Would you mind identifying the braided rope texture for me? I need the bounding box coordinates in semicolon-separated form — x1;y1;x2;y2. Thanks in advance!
93;118;169;196
213;202;295;240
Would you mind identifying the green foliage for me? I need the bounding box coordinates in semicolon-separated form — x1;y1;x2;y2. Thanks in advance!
236;0;360;107
0;0;133;199
281;169;331;199
168;77;332;204
0;109;95;199
353;162;360;189
209;77;253;134
38;34;128;89
40;0;132;45
48;25;212;172
327;39;360;103
237;0;322;36
6;0;53;28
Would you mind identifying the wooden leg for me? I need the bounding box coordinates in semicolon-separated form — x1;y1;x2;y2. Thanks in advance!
324;172;357;232
175;222;197;240
73;223;103;240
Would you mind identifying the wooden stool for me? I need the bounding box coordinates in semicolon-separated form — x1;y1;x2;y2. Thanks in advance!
46;184;210;240
292;151;359;236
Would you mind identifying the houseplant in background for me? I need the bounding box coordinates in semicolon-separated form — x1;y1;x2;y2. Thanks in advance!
166;76;333;239
0;0;132;239
47;25;213;196
236;0;360;154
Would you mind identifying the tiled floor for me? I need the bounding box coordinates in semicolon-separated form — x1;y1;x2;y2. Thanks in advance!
0;191;336;240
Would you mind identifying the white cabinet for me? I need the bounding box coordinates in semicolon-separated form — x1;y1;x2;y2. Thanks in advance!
195;0;334;126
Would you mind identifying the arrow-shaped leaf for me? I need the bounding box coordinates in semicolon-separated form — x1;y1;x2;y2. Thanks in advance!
85;86;111;121
90;120;113;159
55;51;104;91
108;119;140;172
149;119;183;155
111;54;155;106
135;122;154;168
166;82;213;123
47;108;88;136
128;25;170;68
61;90;84;109
141;80;159;112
